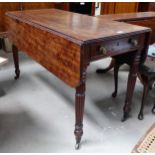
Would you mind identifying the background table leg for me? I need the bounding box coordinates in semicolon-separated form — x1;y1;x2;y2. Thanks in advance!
112;63;120;98
138;85;149;120
122;51;140;122
12;44;20;80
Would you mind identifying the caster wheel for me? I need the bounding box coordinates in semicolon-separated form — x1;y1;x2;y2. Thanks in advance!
121;117;126;122
112;92;117;98
152;107;155;114
14;76;18;80
75;143;80;150
138;113;143;120
121;112;129;122
14;74;19;80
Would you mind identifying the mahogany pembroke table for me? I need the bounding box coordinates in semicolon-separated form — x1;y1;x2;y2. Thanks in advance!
6;9;151;149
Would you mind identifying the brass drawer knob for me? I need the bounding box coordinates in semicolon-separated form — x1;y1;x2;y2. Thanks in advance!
130;39;138;46
100;46;107;55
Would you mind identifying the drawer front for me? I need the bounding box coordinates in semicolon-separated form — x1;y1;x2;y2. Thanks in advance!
90;34;145;61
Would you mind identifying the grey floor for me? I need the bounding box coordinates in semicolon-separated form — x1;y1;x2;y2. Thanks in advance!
0;50;154;153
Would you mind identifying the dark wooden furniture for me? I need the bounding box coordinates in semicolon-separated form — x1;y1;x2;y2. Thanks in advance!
0;2;95;34
0;32;8;52
0;2;69;51
101;2;155;16
138;55;155;120
6;9;151;149
101;2;139;15
110;50;155;120
97;12;155;73
0;2;95;52
97;12;155;120
138;2;155;12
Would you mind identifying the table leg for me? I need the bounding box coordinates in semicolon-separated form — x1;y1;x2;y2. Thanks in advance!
138;84;149;120
74;80;86;150
122;51;140;122
12;44;20;80
112;63;120;98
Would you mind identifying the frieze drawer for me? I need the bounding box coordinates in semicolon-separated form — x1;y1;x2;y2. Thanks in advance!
90;34;145;61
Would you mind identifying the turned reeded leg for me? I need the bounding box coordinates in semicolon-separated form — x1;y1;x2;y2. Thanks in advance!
12;44;20;80
122;52;140;122
112;63;120;98
74;81;85;149
138;85;149;120
96;58;116;74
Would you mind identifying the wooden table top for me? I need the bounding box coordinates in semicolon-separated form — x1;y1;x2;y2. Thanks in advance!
99;12;155;22
6;9;151;45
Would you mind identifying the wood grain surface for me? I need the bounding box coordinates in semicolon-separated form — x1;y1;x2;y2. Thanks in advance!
6;9;150;44
5;9;151;88
6;17;81;87
98;12;155;43
5;8;152;147
98;11;155;21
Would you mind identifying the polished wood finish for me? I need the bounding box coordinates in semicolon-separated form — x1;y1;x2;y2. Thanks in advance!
0;2;20;32
101;2;116;14
99;12;155;44
99;11;155;22
6;9;150;43
0;2;70;33
114;2;139;14
90;34;145;61
101;2;138;15
20;2;54;10
74;74;86;149
6;13;81;87
91;2;95;16
138;2;155;12
0;2;97;34
6;9;151;148
6;9;150;87
128;20;155;44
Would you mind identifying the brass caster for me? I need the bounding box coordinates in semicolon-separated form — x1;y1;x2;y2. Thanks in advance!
14;70;20;80
75;143;80;150
121;112;129;122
